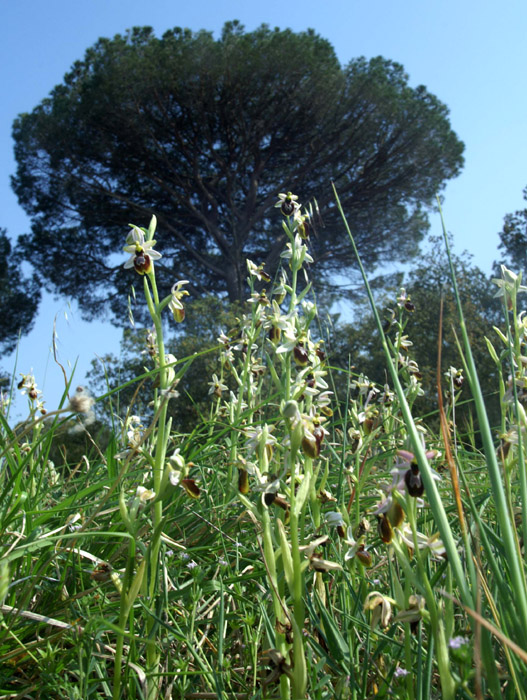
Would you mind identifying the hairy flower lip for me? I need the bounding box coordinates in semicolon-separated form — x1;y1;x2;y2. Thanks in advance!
391;449;442;497
208;373;228;397
275;191;300;217
181;478;200;499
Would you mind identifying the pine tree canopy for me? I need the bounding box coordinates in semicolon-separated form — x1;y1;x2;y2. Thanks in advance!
12;21;464;323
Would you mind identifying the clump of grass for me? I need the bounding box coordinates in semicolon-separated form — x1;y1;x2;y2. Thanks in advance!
1;191;526;699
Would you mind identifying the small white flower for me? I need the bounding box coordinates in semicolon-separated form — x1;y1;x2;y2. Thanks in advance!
245;425;277;455
217;331;230;347
160;387;180;400
123;226;162;275
275;319;300;355
66;512;83;532
246;259;271;282
208;373;228;397
275;192;300;216
398;523;446;560
247;290;270;306
119;415;144;455
136;486;156;502
350;373;372;396
18;373;41;401
168;280;189;323
363;591;395;628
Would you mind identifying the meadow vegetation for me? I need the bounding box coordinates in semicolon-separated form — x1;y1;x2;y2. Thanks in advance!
1;192;527;699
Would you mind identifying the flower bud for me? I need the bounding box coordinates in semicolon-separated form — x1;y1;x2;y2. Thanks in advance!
282;400;300;421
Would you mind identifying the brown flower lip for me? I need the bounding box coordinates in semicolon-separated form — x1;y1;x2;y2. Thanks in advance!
404;463;425;497
181;478;200;499
281;200;296;216
133;252;152;274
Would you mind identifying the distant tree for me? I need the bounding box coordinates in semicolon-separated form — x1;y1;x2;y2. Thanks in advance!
497;186;527;277
12;21;464;324
331;241;501;428
46;418;113;470
0;228;40;353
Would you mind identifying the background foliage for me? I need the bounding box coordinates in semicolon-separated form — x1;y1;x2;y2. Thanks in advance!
497;185;527;279
0;227;40;354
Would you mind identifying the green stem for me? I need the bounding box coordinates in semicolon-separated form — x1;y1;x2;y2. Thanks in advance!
229;321;258;484
261;508;290;699
438;203;527;644
113;539;136;700
289;509;307;698
144;269;170;699
334;185;472;609
407;501;456;700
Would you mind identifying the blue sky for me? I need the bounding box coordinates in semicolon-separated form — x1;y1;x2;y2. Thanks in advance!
2;0;527;419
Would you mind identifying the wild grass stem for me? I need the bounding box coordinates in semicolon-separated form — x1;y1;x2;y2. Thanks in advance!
438;201;527;646
334;184;472;609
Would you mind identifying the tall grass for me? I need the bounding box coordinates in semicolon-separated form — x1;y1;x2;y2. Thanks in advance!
1;192;526;699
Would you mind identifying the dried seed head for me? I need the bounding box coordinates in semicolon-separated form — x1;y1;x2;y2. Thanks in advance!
91;563;112;582
68;387;95;414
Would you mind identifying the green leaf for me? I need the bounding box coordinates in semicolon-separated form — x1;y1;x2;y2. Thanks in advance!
124;559;146;616
292;472;311;518
314;594;350;666
277;519;294;591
